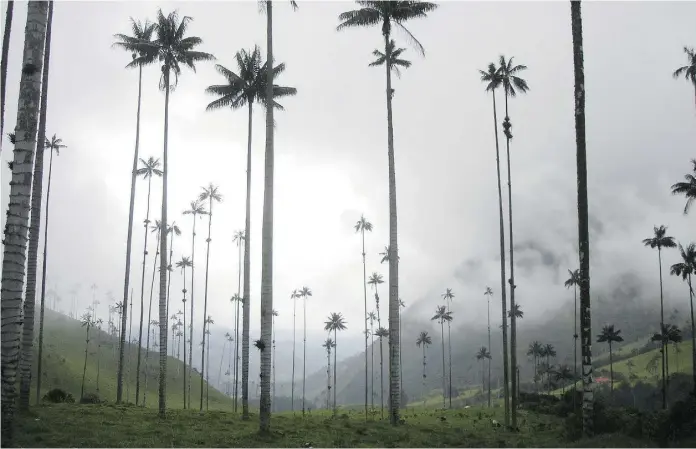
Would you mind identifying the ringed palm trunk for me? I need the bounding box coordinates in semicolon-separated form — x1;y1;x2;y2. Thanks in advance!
362;230;368;418
20;0;53;409
446;308;452;408
657;247;667;408
135;174;154;406
302;296;307;414
383;29;401;426
234;235;242;410
188;216;197;409
504;92;518;427
688;274;695;388
0;0;12;152
326;346;331;409
573;283;578;408
143;228;161;406
157;70;171;417
200;199;214;411
291;295;296;412
259;0;275;432
118;61;144;404
333;329;338;415
241;101;253;418
1;2;48;443
371;321;375;410
165;230;175;318
609;342;613;394
377;308;384;417
127;288;134;402
571;0;594;436
81;324;90;401
490;87;510;426
487;298;492;407
422;345;426;406
440;321;446;409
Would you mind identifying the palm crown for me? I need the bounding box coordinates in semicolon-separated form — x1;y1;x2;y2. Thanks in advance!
113;18;156;63
205;45;297;112
183;199;208;217
498;55;529;98
527;341;542;357
167;221;182;236
354;214;373;233
322;338;336;350
670;159;696;215
324;313;348;332
45;134;66;155
337;1;439;56
476;346;491;360
479;62;502;92
137;156;163;179
642;225;677;250
176;256;192;271
670;243;696;282
431;305;452;324
367;272;384;289
508;303;523;319
484;287;493;297
199;183;223;204
416;331;431;347
113;9;215;91
299;286;312;299
673;47;696;87
369;40;411;78
564;268;580;289
233;230;245;246
442;288;454;302
597;325;623;344
379;245;399;263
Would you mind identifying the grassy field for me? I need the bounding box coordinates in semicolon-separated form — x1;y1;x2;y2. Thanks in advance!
13;402;658;448
32;310;234;410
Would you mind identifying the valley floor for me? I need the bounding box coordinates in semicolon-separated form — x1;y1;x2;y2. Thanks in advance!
14;403;657;448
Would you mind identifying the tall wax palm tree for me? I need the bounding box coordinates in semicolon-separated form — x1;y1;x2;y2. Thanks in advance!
571;1;594;435
289;289;299;412
198;183;222;411
324;312;347;416
165;221;181;318
673;47;696;108
354;214;373;418
0;0;13;152
322;338;335;409
143;220;163;406
258;0;298;433
228;293;241;406
416;331;432;406
176;256;192;408
479;61;510;424
183;198;207;408
543;344;556;393
79;313;94;402
670;242;696;386
483;287;493;407
431;305;452;409
271;309;278;411
527;341;543;393
367;311;377;410
643;224;676;409
554;365;574;394
1;3;49;440
476;347;491;394
299;286;312;415
671;159;696;215
113;17;156;403
338;2;438;424
231;229;245;412
218;331;230;389
652;324;682;381
498;54;529;428
205;44;296;419
367;272;385;413
597;325;623;394
20;2;54;409
564;268;581;399
441;288;454;408
117;9;214;416
369;41;411;90
375;327;389;417
134;156;163;406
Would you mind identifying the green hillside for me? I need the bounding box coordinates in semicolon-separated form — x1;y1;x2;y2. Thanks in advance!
31;309;235;410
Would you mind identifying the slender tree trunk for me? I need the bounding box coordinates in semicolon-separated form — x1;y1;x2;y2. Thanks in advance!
333;329;338;415
81;324;90;401
440;321;446;409
688;275;695;389
182;269;188;408
200;200;214;411
422;345;426;407
259;0;275;432
302;295;307;415
487;297;491;407
20;0;53;409
166;230;175;319
447;311;452;408
326;346;331;409
371;320;374;411
118;61;144;404
383;29;401;427
241;100;253;420
206;330;210;410
135;176;153;405
504;92;519;428
272;315;276;412
490;87;510;426
234;236;242;411
362;230;368;419
96;324;102;393
657;248;667;408
188;216;197;410
573;284;578;410
571;0;594;437
1;3;48;443
158;75;171;417
127;288;133;402
0;0;13;153
143;228;160;407
609;342;613;394
291;295;296;412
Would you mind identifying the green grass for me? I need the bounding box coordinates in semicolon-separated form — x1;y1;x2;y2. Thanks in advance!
13;402;651;448
32;310;234;410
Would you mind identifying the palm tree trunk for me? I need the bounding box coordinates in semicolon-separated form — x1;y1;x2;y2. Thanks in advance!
688;274;695;388
200;200;214;411
362;230;369;419
166;230;175;319
118;61;144;404
143;228;160;407
504;92;518;428
96;325;102;393
157;73;172;417
1;3;48;442
241;99;253;420
20;0;53;409
487;298;492;407
447;314;452;408
609;342;613;394
383;30;401;427
422;345;426;407
291;295;296;412
188;217;197;410
206;330;210;411
657;247;667;408
0;0;13;153
573;284;578;410
234;242;242;411
333;329;338;415
379;332;384;418
182;280;187;408
272;316;276;412
127;288;133;402
303;296;307;415
135;175;153;406
491;87;510;427
81;325;90;401
571;0;594;437
326;346;331;409
440;321;446;409
371;321;374;411
259;0;275;432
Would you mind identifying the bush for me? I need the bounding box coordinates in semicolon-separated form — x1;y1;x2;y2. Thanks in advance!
42;388;75;404
79;393;102;404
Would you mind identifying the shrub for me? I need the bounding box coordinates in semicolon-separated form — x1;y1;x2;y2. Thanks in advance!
42;388;75;404
79;393;102;404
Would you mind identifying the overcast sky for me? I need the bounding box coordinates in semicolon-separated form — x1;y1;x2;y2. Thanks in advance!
1;1;695;355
